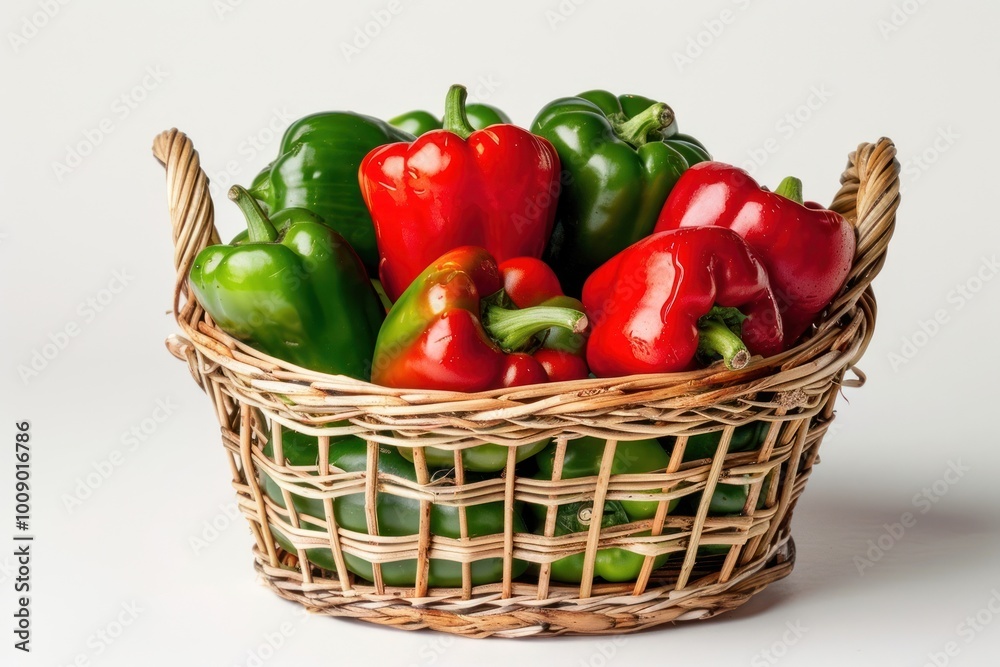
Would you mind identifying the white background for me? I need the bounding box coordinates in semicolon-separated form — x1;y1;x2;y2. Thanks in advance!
3;0;999;665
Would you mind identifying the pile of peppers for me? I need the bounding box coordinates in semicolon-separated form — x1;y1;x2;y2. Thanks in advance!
187;83;856;587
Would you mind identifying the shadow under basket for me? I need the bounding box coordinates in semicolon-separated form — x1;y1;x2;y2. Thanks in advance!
153;129;898;638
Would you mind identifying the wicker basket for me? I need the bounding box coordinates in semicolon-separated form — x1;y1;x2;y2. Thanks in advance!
153;128;898;638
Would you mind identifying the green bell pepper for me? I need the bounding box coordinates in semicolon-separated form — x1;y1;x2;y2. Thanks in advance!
665;422;772;515
532;436;675;583
710;467;775;515
706;480;754;515
262;430;528;587
535;436;675;519
530;90;711;295
397;439;550;474
670;422;770;463
249;111;413;274
542;500;668;583
189;186;384;379
388;102;511;136
694;469;777;556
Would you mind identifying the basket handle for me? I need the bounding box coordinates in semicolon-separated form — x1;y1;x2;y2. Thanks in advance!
152;128;221;328
826;137;900;316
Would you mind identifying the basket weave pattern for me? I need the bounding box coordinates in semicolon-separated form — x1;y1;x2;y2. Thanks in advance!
154;129;898;638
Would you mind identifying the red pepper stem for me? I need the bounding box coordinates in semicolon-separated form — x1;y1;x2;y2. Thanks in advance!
443;84;476;140
229;185;278;243
615;102;675;148
483;304;588;353
697;317;750;370
774;176;804;205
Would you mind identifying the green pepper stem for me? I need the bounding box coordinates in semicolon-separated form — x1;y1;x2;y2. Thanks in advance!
229;185;278;243
697;317;750;370
774;176;804;205
443;84;476;139
483;304;588;353
614;102;675;148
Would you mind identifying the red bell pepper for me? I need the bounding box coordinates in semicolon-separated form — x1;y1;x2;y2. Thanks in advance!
499;257;590;382
360;85;562;302
583;227;784;377
371;247;588;392
653;162;855;345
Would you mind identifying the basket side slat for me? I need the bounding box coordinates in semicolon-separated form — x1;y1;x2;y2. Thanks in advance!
578;440;617;599
675;426;734;590
453;452;474;600
411;446;433;598
364;441;385;594
535;436;568;600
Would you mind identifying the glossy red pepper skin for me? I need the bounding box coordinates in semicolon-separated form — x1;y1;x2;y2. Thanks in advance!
499;257;563;310
582;227;784;377
371;247;588;392
533;349;589;382
653;162;855;345
499;257;590;381
360;86;561;302
501;353;550;387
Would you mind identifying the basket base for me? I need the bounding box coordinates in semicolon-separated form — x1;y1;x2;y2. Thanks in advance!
251;535;796;638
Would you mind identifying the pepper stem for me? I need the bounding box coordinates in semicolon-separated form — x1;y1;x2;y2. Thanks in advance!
614;102;675;148
443;84;476;139
774;176;804;205
229;185;278;243
697;314;750;370
483;304;588;353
